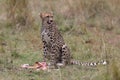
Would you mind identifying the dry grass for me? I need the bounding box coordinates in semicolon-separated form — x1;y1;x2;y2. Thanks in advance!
5;0;34;29
0;0;120;80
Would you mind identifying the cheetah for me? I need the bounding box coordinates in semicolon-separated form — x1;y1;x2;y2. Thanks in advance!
40;12;71;68
39;12;107;68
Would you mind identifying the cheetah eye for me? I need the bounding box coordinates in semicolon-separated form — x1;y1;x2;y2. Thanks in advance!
50;16;53;17
46;16;49;18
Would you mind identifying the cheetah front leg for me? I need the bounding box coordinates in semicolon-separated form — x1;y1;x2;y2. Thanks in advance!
61;44;71;66
42;42;58;69
49;44;59;69
42;41;51;62
43;45;48;62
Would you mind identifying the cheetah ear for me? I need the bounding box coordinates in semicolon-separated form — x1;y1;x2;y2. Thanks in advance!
50;11;54;16
40;13;44;19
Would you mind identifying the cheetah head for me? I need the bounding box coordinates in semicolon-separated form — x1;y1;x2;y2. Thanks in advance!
40;12;54;24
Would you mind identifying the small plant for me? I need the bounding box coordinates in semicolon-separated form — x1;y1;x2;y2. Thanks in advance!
0;33;6;53
11;50;21;59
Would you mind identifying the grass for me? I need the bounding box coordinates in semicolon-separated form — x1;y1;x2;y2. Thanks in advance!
0;0;120;80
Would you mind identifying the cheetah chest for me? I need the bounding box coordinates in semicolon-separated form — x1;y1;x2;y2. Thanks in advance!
41;29;51;43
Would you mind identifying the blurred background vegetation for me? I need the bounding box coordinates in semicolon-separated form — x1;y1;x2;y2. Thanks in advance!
0;0;120;80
